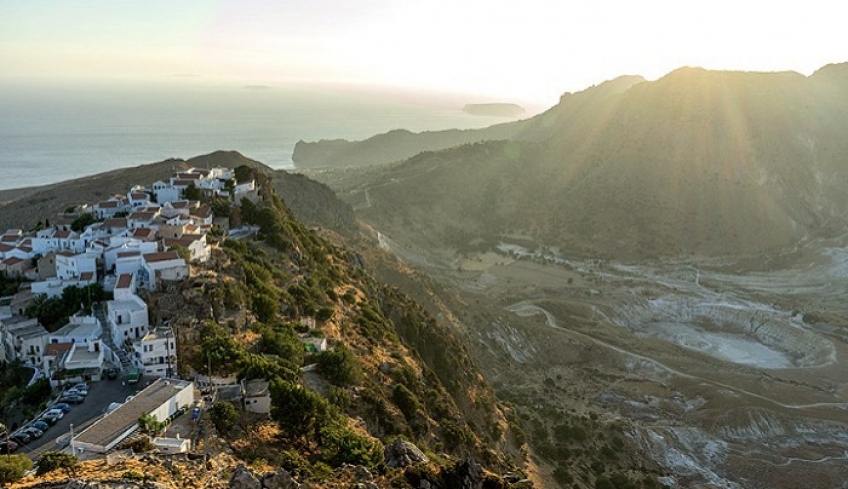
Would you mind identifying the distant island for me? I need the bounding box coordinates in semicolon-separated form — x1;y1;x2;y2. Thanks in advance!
462;103;525;117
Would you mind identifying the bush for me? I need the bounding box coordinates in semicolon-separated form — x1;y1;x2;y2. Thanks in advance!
122;470;145;481
36;451;78;476
315;347;360;387
319;422;383;467
0;454;32;485
392;383;420;420
127;437;155;453
210;401;240;434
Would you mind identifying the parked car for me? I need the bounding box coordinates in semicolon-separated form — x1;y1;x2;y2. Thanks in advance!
53;402;72;413
60;394;85;404
22;427;43;439
105;367;119;380
73;382;90;391
31;420;50;432
65;388;88;397
41;414;60;425
0;441;18;453
9;432;30;445
43;408;65;421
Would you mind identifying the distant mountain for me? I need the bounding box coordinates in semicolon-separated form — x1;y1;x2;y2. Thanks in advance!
344;64;848;259
292;75;644;168
463;103;526;117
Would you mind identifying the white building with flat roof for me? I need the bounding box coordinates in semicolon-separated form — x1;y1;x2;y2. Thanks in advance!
0;316;48;366
72;378;194;453
132;327;177;378
106;294;149;343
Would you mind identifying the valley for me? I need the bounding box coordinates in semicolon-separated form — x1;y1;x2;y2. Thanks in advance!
341;217;848;488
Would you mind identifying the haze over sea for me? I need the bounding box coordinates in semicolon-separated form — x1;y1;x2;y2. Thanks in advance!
0;81;521;191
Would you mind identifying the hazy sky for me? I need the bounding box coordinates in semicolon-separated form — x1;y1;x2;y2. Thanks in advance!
1;0;845;104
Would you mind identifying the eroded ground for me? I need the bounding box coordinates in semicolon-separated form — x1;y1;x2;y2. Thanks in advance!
376;231;848;488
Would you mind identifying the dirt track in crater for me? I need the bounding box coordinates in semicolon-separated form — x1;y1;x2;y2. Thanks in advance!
376;231;848;488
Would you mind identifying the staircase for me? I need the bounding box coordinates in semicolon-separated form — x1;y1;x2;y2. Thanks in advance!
95;303;133;371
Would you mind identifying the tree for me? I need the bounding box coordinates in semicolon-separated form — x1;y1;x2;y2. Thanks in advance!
0;454;32;487
183;182;203;201
209;401;240;434
70;213;97;232
35;451;78;477
270;379;337;443
234;165;253;184
258;323;304;365
210;197;232;218
0;454;32;484
138;412;166;436
190;321;245;376
316;346;360;387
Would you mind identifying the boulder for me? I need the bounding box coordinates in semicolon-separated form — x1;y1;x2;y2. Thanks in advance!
444;459;483;489
384;438;429;468
229;464;261;489
261;468;299;489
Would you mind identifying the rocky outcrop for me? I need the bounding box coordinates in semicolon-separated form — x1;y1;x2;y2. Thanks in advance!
383;438;429;467
260;468;300;489
229;464;261;489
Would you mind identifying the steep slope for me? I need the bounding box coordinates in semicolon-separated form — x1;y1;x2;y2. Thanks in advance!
10;167;530;489
149;169;527;487
338;64;848;259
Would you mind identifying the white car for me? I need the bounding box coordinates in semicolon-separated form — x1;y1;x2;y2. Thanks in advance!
65;388;88;397
44;408;64;420
72;382;90;391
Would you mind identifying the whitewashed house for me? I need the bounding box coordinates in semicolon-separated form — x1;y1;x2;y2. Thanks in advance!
63;339;105;379
115;251;144;277
242;379;271;414
142;252;188;290
94;199;125;219
49;314;102;346
107;294;149;343
127;211;158;230
151;180;181;204
162;234;210;263
113;273;137;300
105;240;157;272
0;316;49;366
132;326;177;378
56;251;97;281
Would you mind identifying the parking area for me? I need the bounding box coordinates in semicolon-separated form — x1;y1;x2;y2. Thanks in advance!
17;378;144;459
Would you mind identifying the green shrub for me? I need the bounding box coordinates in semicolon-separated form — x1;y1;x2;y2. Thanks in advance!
0;454;33;484
392;383;420;420
122;470;145;481
315;346;360;386
210;401;240;434
36;451;78;476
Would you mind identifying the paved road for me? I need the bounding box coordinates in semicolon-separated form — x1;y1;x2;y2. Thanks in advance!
18;379;143;459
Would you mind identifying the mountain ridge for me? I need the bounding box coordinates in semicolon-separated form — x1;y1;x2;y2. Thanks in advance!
320;63;848;259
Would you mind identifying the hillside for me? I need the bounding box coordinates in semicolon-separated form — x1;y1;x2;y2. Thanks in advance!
325;64;848;259
8;167;531;488
0;151;356;236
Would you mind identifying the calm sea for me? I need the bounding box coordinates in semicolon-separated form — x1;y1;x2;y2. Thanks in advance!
0;82;517;191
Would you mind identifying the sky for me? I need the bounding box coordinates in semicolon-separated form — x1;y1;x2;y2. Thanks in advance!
1;0;846;105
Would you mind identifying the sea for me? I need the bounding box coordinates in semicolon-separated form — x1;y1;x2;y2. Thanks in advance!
0;82;521;191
